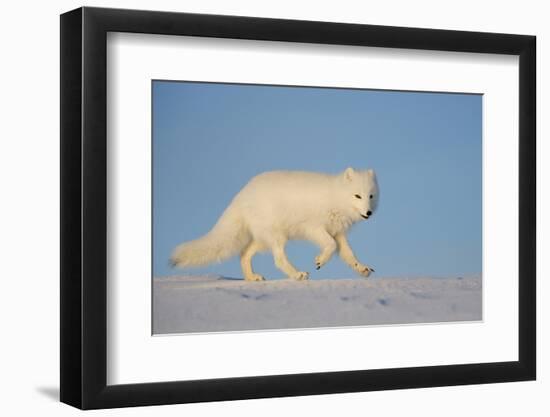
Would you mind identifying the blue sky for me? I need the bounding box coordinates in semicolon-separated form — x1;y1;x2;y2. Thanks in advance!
153;81;482;279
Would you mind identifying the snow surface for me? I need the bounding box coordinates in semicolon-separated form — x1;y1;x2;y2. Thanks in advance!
153;275;482;335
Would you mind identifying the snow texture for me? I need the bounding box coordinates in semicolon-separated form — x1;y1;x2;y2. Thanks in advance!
153;275;481;335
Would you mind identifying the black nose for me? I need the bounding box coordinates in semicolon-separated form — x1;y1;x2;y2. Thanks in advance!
366;211;372;216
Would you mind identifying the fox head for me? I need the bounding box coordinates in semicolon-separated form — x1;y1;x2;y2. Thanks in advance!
342;167;379;221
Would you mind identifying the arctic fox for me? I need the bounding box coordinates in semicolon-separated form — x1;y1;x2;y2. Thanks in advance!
171;167;379;281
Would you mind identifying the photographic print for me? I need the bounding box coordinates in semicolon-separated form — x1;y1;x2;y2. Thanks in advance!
61;8;535;408
152;80;482;335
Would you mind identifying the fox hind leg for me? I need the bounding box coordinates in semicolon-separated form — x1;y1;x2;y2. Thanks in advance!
241;241;265;281
270;239;309;281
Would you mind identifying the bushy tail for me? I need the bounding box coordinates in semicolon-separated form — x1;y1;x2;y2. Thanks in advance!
170;207;250;269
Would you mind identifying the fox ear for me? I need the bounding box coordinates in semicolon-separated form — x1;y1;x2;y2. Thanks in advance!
367;169;376;178
344;167;355;182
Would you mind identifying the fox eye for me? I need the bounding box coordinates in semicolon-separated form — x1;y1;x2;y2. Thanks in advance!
369;194;373;199
354;194;362;199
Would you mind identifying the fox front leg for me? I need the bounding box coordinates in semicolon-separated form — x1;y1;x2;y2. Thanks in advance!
306;229;337;270
335;233;374;278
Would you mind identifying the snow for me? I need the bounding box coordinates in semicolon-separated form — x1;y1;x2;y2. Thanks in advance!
153;275;482;335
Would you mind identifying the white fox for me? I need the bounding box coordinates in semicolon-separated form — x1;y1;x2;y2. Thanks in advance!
171;167;379;281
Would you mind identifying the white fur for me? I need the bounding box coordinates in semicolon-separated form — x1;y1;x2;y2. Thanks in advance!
171;167;379;281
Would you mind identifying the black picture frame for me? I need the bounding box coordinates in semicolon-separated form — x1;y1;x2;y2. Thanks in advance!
60;6;536;410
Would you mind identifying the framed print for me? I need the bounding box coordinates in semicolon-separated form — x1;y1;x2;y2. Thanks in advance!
60;6;536;409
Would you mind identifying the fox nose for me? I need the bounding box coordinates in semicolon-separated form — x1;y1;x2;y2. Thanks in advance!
366;210;372;216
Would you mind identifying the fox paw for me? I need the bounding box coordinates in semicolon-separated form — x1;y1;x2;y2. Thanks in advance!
315;256;326;270
245;273;265;282
354;263;374;278
291;271;309;281
315;252;333;270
